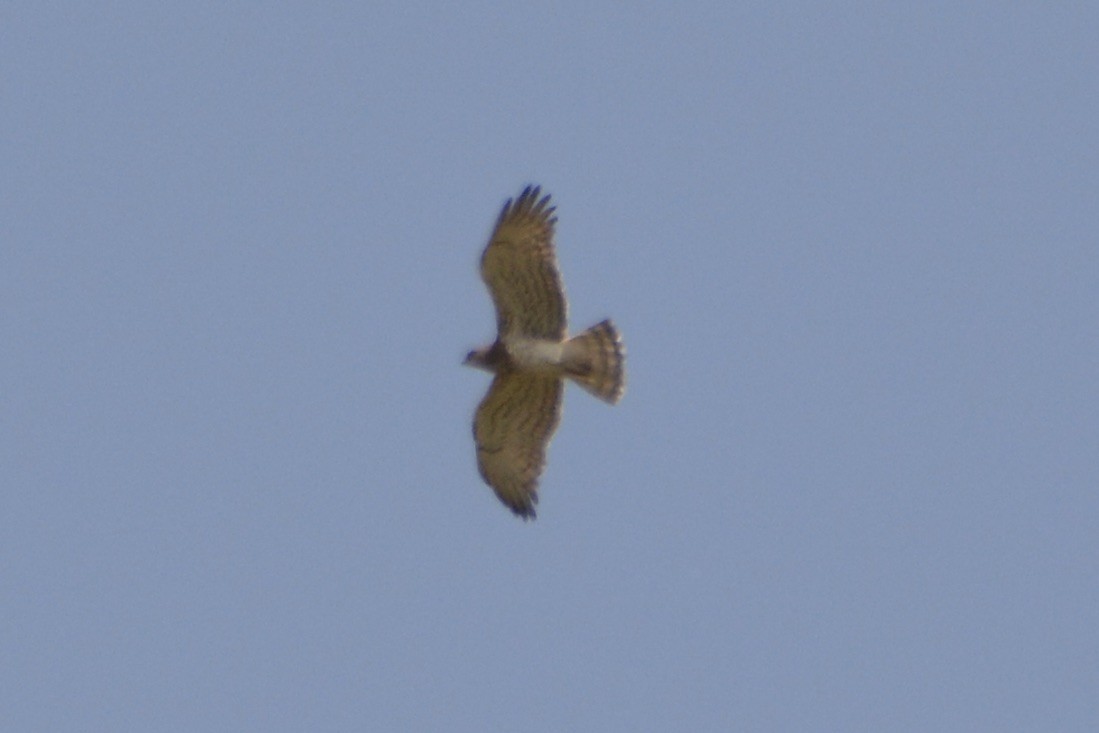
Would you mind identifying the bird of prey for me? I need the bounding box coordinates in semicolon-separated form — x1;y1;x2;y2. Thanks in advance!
464;185;625;519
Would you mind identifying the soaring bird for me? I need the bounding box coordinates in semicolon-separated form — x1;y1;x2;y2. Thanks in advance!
464;185;625;518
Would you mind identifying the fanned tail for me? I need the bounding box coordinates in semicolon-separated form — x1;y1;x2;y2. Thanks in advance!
562;319;626;404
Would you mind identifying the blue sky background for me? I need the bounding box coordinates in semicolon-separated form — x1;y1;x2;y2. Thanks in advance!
3;3;1097;730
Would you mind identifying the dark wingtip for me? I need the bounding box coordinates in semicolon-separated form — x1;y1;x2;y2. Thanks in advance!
493;184;557;236
498;184;556;227
506;492;538;520
518;183;544;202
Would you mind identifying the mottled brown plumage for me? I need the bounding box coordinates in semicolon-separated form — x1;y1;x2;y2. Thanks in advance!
465;185;626;519
472;374;562;517
479;186;567;340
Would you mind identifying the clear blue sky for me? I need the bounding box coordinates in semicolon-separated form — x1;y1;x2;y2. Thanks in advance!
3;3;1097;731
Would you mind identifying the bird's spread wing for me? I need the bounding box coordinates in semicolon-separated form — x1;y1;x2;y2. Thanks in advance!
480;185;568;339
473;372;563;518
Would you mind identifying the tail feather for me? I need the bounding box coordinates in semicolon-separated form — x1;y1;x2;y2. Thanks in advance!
563;319;625;404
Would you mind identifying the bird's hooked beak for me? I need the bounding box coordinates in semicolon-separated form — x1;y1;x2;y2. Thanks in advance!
464;347;493;371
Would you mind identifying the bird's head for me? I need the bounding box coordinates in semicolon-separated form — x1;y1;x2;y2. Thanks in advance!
463;347;492;371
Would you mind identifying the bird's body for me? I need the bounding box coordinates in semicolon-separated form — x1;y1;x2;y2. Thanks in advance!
467;336;566;375
464;185;625;518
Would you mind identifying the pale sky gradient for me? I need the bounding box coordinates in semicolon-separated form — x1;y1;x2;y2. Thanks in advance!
3;3;1097;731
